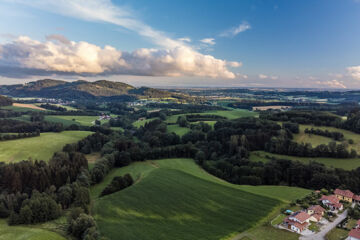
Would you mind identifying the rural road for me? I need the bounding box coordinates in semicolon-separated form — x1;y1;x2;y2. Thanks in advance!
300;210;348;240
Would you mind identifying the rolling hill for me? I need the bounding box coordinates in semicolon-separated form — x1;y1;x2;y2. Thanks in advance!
91;158;310;240
0;79;191;101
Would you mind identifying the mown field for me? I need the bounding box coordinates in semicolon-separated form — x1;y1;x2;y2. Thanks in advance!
0;131;91;163
250;150;360;170
91;158;310;240
45;115;108;127
0;219;66;240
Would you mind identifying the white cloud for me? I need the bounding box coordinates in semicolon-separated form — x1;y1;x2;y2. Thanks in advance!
0;35;239;78
315;80;346;89
259;74;268;79
271;76;279;80
347;66;360;80
200;38;215;45
178;37;191;42
220;22;251;37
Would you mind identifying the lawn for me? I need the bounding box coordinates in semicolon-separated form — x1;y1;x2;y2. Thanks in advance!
45;115;104;127
167;124;190;136
250;150;360;170
326;227;349;240
91;158;310;240
0;131;92;163
0;219;66;240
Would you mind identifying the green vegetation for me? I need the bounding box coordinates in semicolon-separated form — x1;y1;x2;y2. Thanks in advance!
250;150;360;170
45;115;102;127
167;124;190;136
271;214;286;226
326;227;349;240
132;118;157;128
91;158;310;240
0;131;91;162
0;219;66;240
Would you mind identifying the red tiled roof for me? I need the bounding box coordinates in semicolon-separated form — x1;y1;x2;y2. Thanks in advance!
311;214;322;221
349;228;360;239
308;205;325;214
334;189;354;198
286;219;309;231
293;211;311;223
354;195;360;201
320;195;340;204
333;202;343;209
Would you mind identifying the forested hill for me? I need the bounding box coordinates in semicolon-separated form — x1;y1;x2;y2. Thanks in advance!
0;95;12;107
0;79;192;101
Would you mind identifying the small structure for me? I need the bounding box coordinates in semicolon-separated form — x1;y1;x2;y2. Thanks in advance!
320;195;343;211
284;211;311;233
307;205;325;222
334;188;354;203
356;220;360;229
353;195;360;204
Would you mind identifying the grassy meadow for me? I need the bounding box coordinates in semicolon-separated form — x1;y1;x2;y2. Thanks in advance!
91;158;310;240
250;150;360;170
0;131;91;163
0;219;66;240
45;115;112;127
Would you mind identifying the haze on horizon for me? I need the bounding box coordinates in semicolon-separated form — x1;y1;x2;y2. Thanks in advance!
0;0;360;89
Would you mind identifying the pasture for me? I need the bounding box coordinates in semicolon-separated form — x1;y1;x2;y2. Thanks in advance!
250;150;360;170
0;131;91;163
91;158;310;240
45;115;103;127
0;219;66;240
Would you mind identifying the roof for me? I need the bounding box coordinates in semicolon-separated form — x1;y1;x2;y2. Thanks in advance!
333;202;343;209
354;195;360;201
320;195;340;204
349;228;360;239
293;211;311;223
308;205;325;214
311;214;322;221
334;189;354;198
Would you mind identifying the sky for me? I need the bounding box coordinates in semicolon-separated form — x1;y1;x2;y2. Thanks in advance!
0;0;359;88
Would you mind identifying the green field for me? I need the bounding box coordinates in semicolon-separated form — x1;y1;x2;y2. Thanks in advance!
0;131;91;162
250;150;360;170
132;118;157;128
166;109;257;124
166;124;190;136
293;124;360;153
91;158;310;240
0;219;66;240
45;115;104;127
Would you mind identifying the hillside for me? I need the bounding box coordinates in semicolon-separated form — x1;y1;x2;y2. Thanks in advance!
91;158;310;240
0;79;191;101
0;95;12;107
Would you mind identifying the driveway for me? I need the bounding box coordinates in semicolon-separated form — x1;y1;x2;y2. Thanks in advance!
300;210;348;240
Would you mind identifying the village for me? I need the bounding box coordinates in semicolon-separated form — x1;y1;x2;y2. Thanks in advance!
272;188;360;239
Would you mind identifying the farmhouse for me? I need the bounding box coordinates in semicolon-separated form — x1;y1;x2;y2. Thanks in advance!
334;188;354;202
284;211;311;233
307;205;325;222
320;195;343;211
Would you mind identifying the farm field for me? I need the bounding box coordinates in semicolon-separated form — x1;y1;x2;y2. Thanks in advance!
250;150;360;170
2;104;44;112
91;158;310;240
293;124;360;153
0;131;91;163
45;115;105;127
166;124;190;136
0;219;66;240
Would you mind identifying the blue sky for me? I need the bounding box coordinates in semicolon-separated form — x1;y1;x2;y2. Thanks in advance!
0;0;359;88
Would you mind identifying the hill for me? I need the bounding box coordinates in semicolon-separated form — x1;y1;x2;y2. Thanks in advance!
0;95;12;107
91;158;310;240
0;79;191;101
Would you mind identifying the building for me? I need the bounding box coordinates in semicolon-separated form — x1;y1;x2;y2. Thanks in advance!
334;189;354;203
353;195;360;204
320;195;343;211
349;228;360;240
307;205;325;222
284;211;311;233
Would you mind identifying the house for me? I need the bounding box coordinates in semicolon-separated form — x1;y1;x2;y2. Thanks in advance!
354;195;360;204
284;211;311;233
334;188;354;202
320;195;343;211
307;205;325;222
348;228;360;240
356;220;360;229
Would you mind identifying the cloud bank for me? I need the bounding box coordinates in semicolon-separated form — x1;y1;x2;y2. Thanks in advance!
0;35;240;78
347;66;360;81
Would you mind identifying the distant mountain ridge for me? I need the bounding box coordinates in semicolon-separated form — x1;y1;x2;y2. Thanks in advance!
0;79;191;101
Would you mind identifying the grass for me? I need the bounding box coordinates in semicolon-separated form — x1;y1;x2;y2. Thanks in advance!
250;150;360;170
308;222;320;232
0;131;92;163
132;118;157;128
271;214;286;226
326;227;349;240
45;115;105;127
91;158;310;240
294;124;360;153
1;105;43;112
167;124;190;136
0;219;66;240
